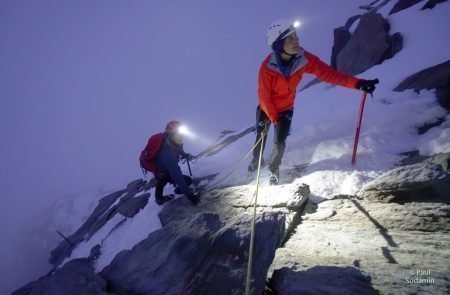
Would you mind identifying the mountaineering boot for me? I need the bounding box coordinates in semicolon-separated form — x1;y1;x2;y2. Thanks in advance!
187;192;200;205
155;194;175;205
248;158;265;172
269;169;279;186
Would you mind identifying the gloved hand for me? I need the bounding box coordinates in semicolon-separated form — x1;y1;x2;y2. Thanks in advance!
182;153;196;161
355;79;379;94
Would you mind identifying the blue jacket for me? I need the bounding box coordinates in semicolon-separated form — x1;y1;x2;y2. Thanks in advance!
155;134;192;196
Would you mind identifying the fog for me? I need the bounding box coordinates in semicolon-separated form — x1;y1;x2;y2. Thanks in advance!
0;0;364;292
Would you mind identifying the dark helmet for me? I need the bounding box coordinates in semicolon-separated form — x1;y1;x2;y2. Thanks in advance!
165;120;181;134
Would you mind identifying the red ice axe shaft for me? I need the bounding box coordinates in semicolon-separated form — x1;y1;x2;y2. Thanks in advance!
352;91;367;165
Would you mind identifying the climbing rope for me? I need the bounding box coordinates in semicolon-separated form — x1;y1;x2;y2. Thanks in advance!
245;123;268;295
201;133;264;191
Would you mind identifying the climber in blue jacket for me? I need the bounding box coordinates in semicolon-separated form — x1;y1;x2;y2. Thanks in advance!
154;120;200;205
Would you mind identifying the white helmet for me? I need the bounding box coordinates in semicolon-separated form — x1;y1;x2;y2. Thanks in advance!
266;18;301;47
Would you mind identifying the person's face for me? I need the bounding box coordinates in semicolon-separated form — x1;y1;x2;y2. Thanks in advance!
171;133;183;145
283;32;300;55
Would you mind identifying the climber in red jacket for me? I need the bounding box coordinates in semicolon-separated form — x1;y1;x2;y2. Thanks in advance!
248;19;379;185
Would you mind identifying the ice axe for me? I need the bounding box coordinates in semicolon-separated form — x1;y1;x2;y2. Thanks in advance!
352;79;379;165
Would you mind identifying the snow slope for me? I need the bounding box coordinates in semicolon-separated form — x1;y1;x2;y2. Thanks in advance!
59;0;450;272
193;1;450;202
8;1;450;293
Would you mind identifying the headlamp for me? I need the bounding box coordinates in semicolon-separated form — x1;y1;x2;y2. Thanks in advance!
177;125;197;139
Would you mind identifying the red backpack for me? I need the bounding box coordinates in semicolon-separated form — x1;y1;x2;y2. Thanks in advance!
139;133;165;174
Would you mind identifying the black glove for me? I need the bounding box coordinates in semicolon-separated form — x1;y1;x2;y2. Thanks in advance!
182;153;195;161
355;79;379;94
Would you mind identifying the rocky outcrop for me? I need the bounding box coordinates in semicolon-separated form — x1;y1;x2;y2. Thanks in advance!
394;60;450;111
336;12;403;76
101;211;285;295
393;61;450;91
19;174;309;294
422;0;448;9
389;0;448;14
49;189;126;265
116;193;149;218
303;9;403;92
331;27;352;69
49;179;151;266
271;266;377;294
196;125;254;158
12;258;112;295
358;156;450;204
389;0;426;14
269;154;450;294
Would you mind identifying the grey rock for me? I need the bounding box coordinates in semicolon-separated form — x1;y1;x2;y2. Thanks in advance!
196;125;254;157
394;60;450;111
126;178;146;195
381;31;403;60
389;0;426;15
159;195;205;226
358;161;450;203
436;84;450;111
101;211;285;295
116;193;150;218
422;0;448;9
159;183;309;227
271;266;377;295
331;26;352;69
270;198;450;294
84;191;150;239
49;189;125;265
50;189;150;266
345;15;362;28
13;258;112;295
336;12;401;75
428;152;450;172
394;60;450;92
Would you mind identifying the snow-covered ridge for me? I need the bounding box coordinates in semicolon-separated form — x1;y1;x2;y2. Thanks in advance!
10;1;450;294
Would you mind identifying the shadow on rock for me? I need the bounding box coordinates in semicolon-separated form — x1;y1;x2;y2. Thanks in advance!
270;266;377;295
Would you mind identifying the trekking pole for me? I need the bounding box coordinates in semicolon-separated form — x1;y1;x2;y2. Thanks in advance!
56;230;75;247
186;158;193;177
352;91;368;165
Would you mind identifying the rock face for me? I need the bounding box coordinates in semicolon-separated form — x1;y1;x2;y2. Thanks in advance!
18;174;309;294
422;0;448;10
331;27;352;69
394;60;450;111
49;179;151;266
12;258;112;295
269;153;450;294
196;125;254;158
101;211;285;295
303;10;402;92
358;161;450;204
389;0;426;14
271;266;377;294
336;12;403;76
49;189;126;265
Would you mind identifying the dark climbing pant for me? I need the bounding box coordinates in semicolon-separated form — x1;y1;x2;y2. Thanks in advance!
155;174;192;199
252;105;293;172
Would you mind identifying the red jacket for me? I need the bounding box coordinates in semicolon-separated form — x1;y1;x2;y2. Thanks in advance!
258;49;360;124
